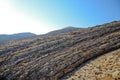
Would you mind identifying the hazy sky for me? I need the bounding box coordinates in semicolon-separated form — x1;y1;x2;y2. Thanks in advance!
0;0;120;34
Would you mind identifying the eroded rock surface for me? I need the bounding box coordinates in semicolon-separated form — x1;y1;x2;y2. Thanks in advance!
0;21;120;80
64;49;120;80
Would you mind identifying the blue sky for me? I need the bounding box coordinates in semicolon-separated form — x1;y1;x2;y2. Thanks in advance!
0;0;120;34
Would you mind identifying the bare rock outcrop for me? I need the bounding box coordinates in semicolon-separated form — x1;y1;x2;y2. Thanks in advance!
0;21;120;80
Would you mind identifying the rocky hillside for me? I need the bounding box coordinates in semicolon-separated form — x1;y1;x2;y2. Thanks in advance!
63;49;120;80
0;21;120;80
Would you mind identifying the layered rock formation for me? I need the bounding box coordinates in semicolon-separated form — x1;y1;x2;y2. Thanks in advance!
0;21;120;80
63;49;120;80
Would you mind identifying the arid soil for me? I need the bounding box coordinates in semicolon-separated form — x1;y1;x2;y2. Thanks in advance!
64;49;120;80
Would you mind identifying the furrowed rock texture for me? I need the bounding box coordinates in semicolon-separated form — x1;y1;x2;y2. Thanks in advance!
0;21;120;80
65;48;120;80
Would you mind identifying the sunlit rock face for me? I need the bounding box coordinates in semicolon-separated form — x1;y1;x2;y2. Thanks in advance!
64;49;120;80
0;21;120;80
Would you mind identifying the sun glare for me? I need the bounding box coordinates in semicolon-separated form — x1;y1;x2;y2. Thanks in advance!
0;1;53;34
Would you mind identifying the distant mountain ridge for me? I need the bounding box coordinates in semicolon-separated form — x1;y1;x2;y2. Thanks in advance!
0;27;79;43
0;32;36;43
45;27;80;36
38;27;80;38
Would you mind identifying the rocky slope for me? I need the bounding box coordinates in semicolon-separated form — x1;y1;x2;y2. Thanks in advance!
0;21;120;80
63;49;120;80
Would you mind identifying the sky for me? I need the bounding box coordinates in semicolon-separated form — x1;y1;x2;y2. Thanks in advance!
0;0;120;34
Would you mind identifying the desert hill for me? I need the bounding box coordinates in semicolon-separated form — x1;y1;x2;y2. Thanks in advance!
0;21;120;80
